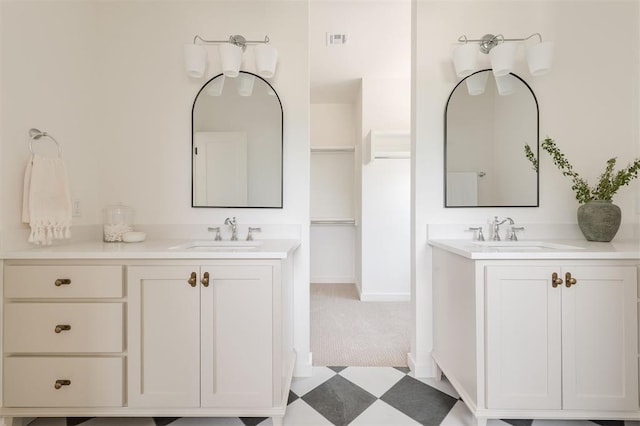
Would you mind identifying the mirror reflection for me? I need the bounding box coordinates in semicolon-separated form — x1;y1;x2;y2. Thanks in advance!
445;70;539;207
192;71;283;208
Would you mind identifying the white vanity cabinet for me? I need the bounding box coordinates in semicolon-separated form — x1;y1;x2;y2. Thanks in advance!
432;247;639;425
0;249;296;426
127;261;282;409
2;264;125;409
485;264;638;412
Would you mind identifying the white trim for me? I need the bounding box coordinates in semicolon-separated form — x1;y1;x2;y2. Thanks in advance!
293;351;312;378
310;276;355;284
408;351;437;378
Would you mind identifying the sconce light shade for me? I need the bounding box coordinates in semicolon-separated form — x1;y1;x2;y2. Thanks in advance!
452;43;478;77
465;72;489;96
254;44;278;78
489;42;517;77
527;41;554;76
494;74;516;96
183;44;207;78
219;43;243;78
206;75;225;96
237;73;256;96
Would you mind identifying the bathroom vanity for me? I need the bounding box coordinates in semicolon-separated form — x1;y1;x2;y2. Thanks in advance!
429;239;640;426
0;239;299;426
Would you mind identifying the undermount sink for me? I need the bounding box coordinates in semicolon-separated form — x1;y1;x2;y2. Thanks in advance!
170;240;264;251
472;241;583;251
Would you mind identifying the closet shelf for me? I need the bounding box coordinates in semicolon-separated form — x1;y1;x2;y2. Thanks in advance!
366;130;410;163
310;218;356;225
310;146;355;153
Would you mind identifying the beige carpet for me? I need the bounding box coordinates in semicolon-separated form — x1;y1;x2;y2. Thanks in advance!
311;283;410;367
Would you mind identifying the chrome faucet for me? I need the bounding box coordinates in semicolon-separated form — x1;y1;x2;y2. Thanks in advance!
207;226;222;241
224;217;238;241
491;216;514;241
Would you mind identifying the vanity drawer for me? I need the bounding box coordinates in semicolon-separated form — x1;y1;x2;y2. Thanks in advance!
4;265;123;299
4;303;123;353
3;357;123;407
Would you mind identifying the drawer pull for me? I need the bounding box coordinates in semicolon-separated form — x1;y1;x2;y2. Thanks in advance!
201;272;210;287
54;379;71;389
54;324;71;333
565;272;577;288
188;272;197;287
54;278;71;286
551;272;563;288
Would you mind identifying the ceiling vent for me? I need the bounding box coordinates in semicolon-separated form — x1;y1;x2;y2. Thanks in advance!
326;33;348;46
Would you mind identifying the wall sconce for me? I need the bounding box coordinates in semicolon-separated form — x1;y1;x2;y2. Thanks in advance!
183;34;277;79
452;33;554;78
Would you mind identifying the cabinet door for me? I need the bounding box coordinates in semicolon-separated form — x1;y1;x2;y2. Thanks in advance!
200;264;273;408
128;266;201;407
486;266;562;410
561;265;638;411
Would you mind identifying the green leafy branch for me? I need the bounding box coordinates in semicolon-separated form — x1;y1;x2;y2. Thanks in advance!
524;137;640;204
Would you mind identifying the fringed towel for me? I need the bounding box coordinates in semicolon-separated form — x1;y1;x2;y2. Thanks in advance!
22;154;72;245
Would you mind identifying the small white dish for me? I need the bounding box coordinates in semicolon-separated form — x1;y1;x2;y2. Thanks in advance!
122;231;146;243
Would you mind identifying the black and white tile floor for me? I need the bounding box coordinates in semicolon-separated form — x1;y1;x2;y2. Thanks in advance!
29;367;640;426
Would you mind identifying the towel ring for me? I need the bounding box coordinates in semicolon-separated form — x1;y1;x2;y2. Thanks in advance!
28;128;61;157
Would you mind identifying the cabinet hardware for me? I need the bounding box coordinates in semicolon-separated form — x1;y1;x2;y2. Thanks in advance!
54;379;71;389
565;272;577;288
54;278;71;286
54;324;71;333
188;272;197;287
552;272;563;288
201;271;210;287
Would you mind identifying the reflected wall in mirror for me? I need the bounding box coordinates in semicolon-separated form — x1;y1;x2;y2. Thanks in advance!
192;71;283;208
444;70;539;207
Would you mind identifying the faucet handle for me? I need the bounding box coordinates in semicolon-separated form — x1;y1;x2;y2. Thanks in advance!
247;227;262;241
467;227;485;241
208;226;222;241
509;226;525;241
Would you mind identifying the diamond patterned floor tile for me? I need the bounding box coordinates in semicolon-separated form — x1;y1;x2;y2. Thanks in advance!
338;366;406;398
290;366;337;397
302;374;377;426
530;421;598;426
349;399;421;425
380;375;458;426
409;374;460;400
169;417;245;425
283;398;335;425
82;419;155;426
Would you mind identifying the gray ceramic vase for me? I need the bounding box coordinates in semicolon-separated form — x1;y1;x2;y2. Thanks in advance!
577;200;621;242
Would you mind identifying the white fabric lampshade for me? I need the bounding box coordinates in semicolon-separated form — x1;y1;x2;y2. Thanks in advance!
489;42;517;77
254;43;278;78
527;41;554;76
494;74;516;96
219;43;243;78
452;43;478;78
205;75;225;96
237;73;255;96
183;44;207;78
465;71;489;96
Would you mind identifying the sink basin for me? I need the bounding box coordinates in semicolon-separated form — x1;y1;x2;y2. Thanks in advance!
170;240;264;251
472;241;583;251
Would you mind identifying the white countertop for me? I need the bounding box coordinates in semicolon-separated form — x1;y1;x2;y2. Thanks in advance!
429;239;640;260
1;239;301;260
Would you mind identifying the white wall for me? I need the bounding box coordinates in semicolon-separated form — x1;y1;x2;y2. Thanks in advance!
411;0;640;376
360;77;411;300
0;0;312;375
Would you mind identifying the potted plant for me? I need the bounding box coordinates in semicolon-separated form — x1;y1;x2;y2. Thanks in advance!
525;137;640;242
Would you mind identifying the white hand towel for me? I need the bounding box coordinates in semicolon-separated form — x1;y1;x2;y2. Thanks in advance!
22;154;72;245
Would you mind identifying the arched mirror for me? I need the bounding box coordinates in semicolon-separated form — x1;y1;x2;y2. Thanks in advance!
444;70;539;207
192;71;283;208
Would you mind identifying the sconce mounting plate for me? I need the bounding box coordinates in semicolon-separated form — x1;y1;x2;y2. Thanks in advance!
479;34;499;54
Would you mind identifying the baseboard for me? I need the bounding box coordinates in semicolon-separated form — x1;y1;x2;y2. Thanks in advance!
293;351;313;377
310;276;355;284
408;351;437;378
359;292;410;302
